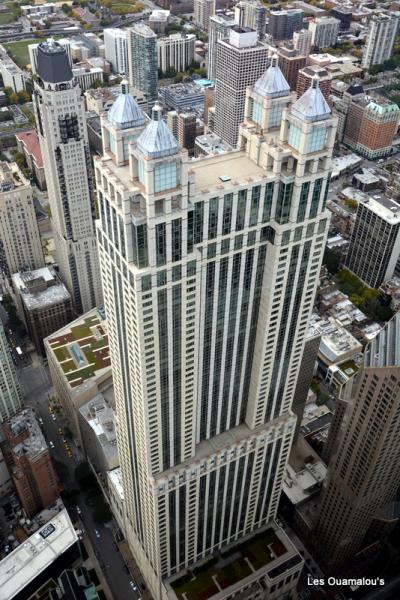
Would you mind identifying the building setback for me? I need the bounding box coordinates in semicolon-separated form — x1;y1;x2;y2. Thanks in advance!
346;196;400;288
0;162;44;278
33;40;102;314
214;27;269;147
315;314;400;569
94;53;336;599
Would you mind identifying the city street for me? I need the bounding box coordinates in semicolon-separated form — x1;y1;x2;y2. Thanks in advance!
19;361;141;600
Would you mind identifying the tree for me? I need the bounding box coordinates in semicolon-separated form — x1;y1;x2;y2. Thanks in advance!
323;247;340;275
9;92;18;104
90;79;102;89
17;90;30;104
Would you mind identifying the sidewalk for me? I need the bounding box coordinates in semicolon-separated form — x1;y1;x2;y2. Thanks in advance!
82;531;114;600
118;539;153;600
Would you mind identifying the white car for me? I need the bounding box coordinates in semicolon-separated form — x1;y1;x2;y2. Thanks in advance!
76;506;82;515
94;529;100;538
49;441;55;449
51;414;57;421
129;582;137;591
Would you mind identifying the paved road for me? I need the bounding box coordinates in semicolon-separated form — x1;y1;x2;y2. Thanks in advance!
20;361;141;600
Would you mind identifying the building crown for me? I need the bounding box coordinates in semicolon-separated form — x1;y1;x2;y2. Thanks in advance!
136;102;180;159
253;53;290;99
291;75;331;122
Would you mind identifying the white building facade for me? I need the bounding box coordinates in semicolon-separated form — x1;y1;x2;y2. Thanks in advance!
33;40;102;313
308;16;340;49
157;34;196;74
207;15;235;82
0;323;22;422
104;28;128;75
362;13;399;69
95;57;337;599
194;0;216;31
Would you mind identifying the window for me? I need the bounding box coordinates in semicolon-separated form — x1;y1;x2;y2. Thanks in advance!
275;182;294;224
309;178;323;218
288;123;301;150
208;197;219;239
307;126;326;153
222;193;233;235
249;186;261;226
269;104;284;128
252;100;263;125
262;182;274;222
154;162;177;193
297;181;310;222
236;189;247;231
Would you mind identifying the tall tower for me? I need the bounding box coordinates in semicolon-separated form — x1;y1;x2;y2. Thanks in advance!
207;15;234;82
194;0;215;31
95;64;337;599
315;314;400;570
214;26;269;148
104;28;128;75
128;23;158;110
33;40;102;314
362;13;399;69
0;323;22;422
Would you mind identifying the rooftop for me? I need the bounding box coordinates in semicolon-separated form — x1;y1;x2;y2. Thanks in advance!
357;194;400;224
12;268;70;312
107;467;124;501
0;161;29;191
79;392;118;464
5;407;47;460
0;508;78;600
319;321;362;363
190;150;266;193
108;82;145;130
15;130;43;168
254;54;290;99
168;525;301;600
45;308;110;390
291;78;331;122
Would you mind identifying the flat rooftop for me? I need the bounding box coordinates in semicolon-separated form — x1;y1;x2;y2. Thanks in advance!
12;268;70;311
358;194;400;223
167;525;302;600
190;150;267;193
6;407;47;460
0;161;29;190
79;392;118;465
15;130;44;168
108;466;124;500
0;508;78;600
45;308;110;390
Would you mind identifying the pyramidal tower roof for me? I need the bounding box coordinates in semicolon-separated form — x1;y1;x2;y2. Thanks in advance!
291;75;331;122
253;54;290;99
108;80;145;130
137;103;179;159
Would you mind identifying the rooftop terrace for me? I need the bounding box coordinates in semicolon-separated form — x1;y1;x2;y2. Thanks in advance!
46;308;110;389
169;527;292;600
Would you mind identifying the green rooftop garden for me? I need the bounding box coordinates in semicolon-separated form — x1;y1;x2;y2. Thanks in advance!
338;359;358;377
54;346;71;362
71;324;92;340
171;529;286;600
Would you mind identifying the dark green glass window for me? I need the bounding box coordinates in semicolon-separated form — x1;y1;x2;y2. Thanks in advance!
156;223;166;266
187;209;194;253
221;238;230;254
208;197;219;239
262;182;274;222
172;265;181;281
222;193;233;235
157;270;167;286
187;260;196;276
132;223;148;268
309;178;323;218
321;172;331;211
275;182;294;224
297;181;310;223
207;243;216;259
236;189;247;231
141;274;151;291
234;234;243;250
172;218;182;262
194;201;204;244
247;230;256;246
249;186;261;226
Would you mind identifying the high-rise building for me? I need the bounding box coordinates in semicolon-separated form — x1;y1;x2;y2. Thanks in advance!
207;15;235;81
29;38;73;75
293;28;312;56
128;23;158;110
333;83;365;142
33;40;102;314
167;110;179;138
12;267;73;356
194;0;215;31
362;14;399;69
177;112;197;154
278;46;307;91
0;161;44;278
0;323;22;423
345;195;400;288
214;27;269;147
94;56;336;599
1;408;59;517
203;85;215;126
308;16;340;49
104;28;128;75
315;314;400;569
157;33;196;74
296;65;331;104
331;7;352;31
343;96;400;160
267;9;304;40
235;0;266;40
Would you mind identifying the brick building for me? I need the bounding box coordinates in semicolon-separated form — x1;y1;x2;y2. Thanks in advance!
278;46;307;91
1;408;59;517
296;65;331;104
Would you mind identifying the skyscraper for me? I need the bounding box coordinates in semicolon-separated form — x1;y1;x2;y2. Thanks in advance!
308;16;340;49
345;195;400;288
94;60;337;599
293;28;312;56
278;46;307;91
104;28;128;75
33;40;102;314
214;27;269;147
207;15;235;82
296;65;331;104
0;161;44;277
194;0;215;31
235;0;266;40
362;13;399;69
128;23;158;110
268;9;304;40
0;323;22;423
315;314;400;570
